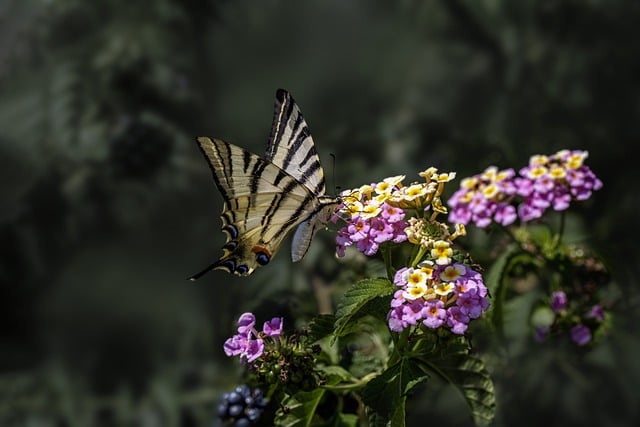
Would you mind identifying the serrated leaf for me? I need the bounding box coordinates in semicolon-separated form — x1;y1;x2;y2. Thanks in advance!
307;314;337;343
275;389;326;427
419;339;496;426
332;278;394;344
360;358;429;425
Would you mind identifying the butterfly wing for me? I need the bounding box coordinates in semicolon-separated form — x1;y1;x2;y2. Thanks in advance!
266;89;328;197
190;136;326;279
266;89;339;261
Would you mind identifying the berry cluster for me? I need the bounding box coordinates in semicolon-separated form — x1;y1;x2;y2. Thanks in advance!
217;384;267;426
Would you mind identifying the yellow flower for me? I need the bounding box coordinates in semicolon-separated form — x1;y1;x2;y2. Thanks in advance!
496;170;511;181
526;165;548;180
419;167;438;181
431;240;453;265
439;264;466;282
375;181;393;195
404;268;428;288
434;281;455;296
435;172;456;183
566;151;587;169
403;184;427;201
359;184;374;199
482;183;499;199
403;282;429;300
549;166;566;179
343;200;363;218
530;154;549;166
360;203;381;220
460;191;474;203
384;175;405;187
461;177;478;189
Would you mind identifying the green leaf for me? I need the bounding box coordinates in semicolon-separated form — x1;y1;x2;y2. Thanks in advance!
360;358;429;425
316;365;355;384
328;412;359;427
332;278;395;344
307;314;337;343
420;338;496;426
485;244;531;340
275;389;327;427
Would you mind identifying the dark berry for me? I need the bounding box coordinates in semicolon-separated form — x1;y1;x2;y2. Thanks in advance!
227;404;243;417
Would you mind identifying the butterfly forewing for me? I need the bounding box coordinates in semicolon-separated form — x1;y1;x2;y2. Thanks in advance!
266;89;327;196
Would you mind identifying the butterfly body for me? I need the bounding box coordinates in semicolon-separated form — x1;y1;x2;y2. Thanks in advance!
190;90;339;279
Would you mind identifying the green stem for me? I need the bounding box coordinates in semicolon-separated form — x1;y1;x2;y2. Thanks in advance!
321;372;379;393
554;211;566;249
410;246;428;267
382;245;394;282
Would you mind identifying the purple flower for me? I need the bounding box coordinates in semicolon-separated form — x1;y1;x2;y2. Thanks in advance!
494;203;517;226
388;306;408;332
587;305;605;321
237;312;257;336
421;300;446;329
224;334;248;357
381;203;405;222
370;217;395;243
243;339;265;363
550;291;568;313
570;324;592;346
356;236;379;256
263;317;283;336
223;334;265;363
346;217;369;241
456;291;485;319
224;312;283;365
446;306;470;335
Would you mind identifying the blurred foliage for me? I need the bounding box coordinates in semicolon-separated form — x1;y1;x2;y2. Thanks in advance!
0;0;638;426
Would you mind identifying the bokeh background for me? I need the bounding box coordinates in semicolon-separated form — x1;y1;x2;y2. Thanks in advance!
1;1;639;426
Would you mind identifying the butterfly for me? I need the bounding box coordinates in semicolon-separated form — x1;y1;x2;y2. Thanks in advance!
189;89;340;279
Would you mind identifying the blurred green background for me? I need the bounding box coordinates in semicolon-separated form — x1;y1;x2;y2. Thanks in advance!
1;0;638;426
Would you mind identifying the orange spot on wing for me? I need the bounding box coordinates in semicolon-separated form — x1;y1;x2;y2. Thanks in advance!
251;245;272;257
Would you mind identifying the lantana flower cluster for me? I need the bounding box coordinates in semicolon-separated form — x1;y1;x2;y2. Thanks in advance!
448;150;603;228
334;175;409;257
335;169;456;257
388;261;489;334
335;168;489;334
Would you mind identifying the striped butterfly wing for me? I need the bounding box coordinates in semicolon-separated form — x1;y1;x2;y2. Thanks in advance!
266;89;338;262
189;137;329;279
266;89;327;196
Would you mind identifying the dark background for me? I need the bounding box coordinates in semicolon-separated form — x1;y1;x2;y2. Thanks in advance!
1;1;639;426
